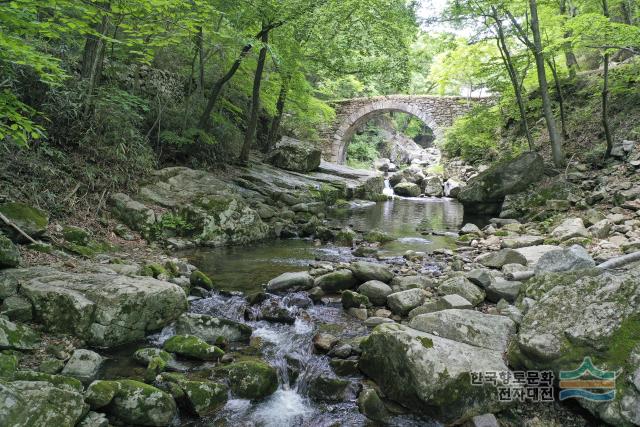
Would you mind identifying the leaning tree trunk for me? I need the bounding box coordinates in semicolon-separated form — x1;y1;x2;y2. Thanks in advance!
239;24;270;165
493;8;533;150
265;75;290;153
529;0;565;167
602;0;614;158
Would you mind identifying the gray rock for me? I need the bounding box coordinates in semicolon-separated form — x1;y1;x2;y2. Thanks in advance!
314;269;358;293
410;309;516;352
501;235;545;249
485;278;522;303
514;245;562;266
438;276;485;306
359;323;517;424
444;179;463;198
78;412;109;427
589;219;613;239
551;218;589;241
466;269;494;289
423;176;443;197
0;380;87;426
357;280;393;305
266;271;314;293
460;223;482;235
0;317;38;350
387;288;428;315
350;261;393;283
175;312;252;342
1;267;187;347
0;202;49;242
458;152;544;215
501;263;528;275
61;349;103;385
267;137;321;172
0;234;20;269
390;275;433;291
475;249;527;268
357;388;390;422
393;182;421;197
463;413;499;427
1;295;32;321
509;269;640;425
534;245;595;275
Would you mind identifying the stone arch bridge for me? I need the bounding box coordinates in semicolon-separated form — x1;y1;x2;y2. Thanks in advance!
320;95;491;164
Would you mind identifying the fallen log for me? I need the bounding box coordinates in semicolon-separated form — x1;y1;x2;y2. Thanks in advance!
0;212;38;245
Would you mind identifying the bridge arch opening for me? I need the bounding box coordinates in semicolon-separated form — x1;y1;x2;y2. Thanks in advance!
344;110;437;169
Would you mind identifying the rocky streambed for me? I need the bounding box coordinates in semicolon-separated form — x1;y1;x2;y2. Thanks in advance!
3;150;640;426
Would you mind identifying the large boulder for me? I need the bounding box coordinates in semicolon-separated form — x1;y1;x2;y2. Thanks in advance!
409;309;516;352
360;323;515;424
60;349;103;385
393;182;421;197
438;276;485;306
350;261;393;283
222;361;278;400
0;235;20;269
386;288;428;315
163;335;224;361
534;245;595;275
476;249;527;269
266;271;314;293
423;176;443;197
1;267;187;347
0;202;49;242
174;313;252;343
0;380;88;426
267;137;322;173
509;269;640;425
551;218;589;241
314;269;358;293
458;152;545;215
86;379;177;426
357;280;393;306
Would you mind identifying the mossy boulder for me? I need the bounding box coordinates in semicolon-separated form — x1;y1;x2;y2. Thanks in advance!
0;202;49;242
308;375;355;403
62;226;91;245
458;152;544;215
189;270;214;290
163;334;224;361
364;229;394;243
175;312;252;342
266;137;321;173
134;347;175;382
86;379;177;426
341;290;370;309
508;268;640;425
0;235;20;269
314;269;358;293
140;263;169;279
0;317;39;351
0;353;18;378
223;360;278;400
359;323;514;424
13;370;83;393
159;373;228;417
0;379;88;426
38;358;65;375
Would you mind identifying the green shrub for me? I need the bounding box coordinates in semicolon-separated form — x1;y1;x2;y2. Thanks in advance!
442;106;501;163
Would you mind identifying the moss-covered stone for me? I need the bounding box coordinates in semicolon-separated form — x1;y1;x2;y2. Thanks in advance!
341;290;371;309
14;370;83;393
0;352;18;378
364;229;394;243
37;358;65;375
0;234;20;269
140;263;169;279
159;373;228;417
85;380;120;408
223;360;278;400
163;334;224;361
189;270;213;290
308;376;353;403
0;317;39;350
335;228;357;245
0;202;49;242
62;225;91;245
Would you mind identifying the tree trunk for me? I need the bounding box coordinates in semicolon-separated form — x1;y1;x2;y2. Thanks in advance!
239;24;270;165
529;0;565;167
197;26;205;96
602;0;613;157
493;8;533;150
265;75;290;153
547;57;568;139
197;43;253;131
559;0;579;78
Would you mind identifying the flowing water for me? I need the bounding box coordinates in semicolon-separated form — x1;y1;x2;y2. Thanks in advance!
157;197;467;426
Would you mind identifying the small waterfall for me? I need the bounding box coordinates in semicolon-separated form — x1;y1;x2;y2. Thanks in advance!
382;178;395;197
